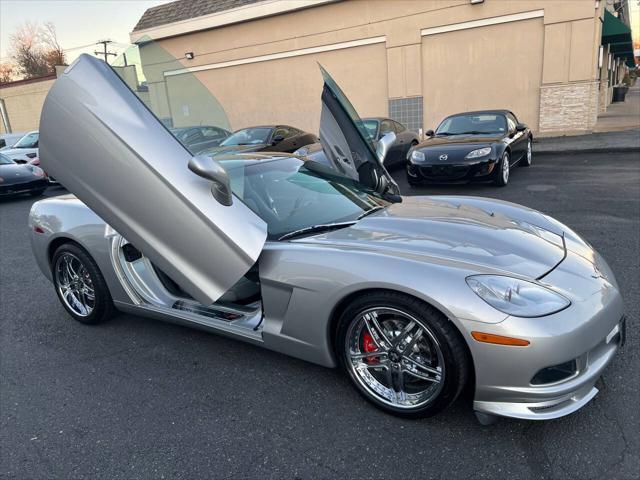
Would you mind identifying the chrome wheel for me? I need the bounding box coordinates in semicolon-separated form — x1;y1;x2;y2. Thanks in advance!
526;140;532;165
502;153;510;183
54;252;95;317
345;307;445;409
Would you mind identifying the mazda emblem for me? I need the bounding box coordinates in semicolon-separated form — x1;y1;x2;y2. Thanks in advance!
439;154;448;161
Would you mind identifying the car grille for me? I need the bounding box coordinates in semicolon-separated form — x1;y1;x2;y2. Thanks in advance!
419;165;469;181
0;180;46;195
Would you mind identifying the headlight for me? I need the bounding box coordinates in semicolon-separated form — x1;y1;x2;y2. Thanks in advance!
28;165;45;177
410;150;425;162
465;147;492;159
466;275;570;317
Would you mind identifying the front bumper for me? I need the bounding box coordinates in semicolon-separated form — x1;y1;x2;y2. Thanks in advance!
407;157;498;183
460;250;625;421
0;179;48;196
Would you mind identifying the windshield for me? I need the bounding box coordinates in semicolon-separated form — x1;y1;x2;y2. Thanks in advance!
223;156;388;240
0;153;14;165
436;114;507;135
221;128;272;146
360;119;379;140
13;132;39;148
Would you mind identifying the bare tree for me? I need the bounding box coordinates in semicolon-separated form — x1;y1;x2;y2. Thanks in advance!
9;21;66;79
40;22;66;67
10;22;48;79
0;63;15;84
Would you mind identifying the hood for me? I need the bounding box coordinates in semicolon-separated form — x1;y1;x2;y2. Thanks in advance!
205;144;265;156
0;163;40;185
298;196;566;279
1;147;38;160
418;133;503;148
413;134;501;164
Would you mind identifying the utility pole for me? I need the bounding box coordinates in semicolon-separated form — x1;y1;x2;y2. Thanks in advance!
94;40;117;64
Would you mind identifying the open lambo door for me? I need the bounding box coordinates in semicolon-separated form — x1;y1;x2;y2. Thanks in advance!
318;65;400;199
39;54;267;305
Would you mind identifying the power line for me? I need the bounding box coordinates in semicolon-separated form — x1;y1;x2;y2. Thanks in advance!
94;40;117;64
1;40;122;63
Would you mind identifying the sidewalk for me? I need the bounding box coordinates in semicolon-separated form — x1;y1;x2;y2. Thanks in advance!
535;129;639;155
535;83;639;155
594;82;640;133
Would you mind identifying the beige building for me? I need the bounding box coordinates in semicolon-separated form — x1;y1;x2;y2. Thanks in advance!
0;75;56;134
129;0;636;137
1;0;634;137
0;66;144;135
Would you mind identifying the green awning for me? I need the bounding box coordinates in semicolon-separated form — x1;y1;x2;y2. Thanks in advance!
602;9;635;67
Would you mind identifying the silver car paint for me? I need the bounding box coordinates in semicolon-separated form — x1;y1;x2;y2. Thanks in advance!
29;191;624;420
38;55;267;305
298;196;565;279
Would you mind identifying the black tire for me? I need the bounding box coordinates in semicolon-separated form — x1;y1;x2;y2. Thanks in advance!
493;151;510;187
406;173;422;187
51;243;115;324
520;138;532;167
29;189;46;197
335;291;470;418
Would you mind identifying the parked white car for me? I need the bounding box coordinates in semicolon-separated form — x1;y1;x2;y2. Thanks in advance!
0;132;27;150
1;130;38;163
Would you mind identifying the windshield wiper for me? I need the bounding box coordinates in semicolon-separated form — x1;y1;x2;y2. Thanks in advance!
278;221;356;241
357;205;385;220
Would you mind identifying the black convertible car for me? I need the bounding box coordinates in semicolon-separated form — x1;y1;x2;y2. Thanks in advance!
0;153;49;197
407;110;532;186
201;125;318;157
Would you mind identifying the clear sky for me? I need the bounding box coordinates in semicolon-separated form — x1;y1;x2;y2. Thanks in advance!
0;0;171;63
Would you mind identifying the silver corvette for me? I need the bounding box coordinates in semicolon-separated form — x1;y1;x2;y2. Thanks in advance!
30;55;625;423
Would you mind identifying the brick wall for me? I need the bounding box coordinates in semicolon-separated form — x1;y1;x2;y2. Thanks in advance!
538;80;599;135
599;79;609;113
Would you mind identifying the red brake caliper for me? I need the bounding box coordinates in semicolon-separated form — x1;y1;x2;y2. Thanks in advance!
362;331;379;364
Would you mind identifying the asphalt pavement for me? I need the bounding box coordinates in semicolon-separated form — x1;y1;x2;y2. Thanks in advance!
1;151;638;479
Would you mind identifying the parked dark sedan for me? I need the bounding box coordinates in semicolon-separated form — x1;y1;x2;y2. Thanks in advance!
294;117;419;168
407;110;532;186
0;153;48;197
170;126;231;154
201;125;318;157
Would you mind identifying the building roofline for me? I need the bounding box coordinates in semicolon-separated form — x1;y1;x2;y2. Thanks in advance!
130;0;338;43
0;74;57;89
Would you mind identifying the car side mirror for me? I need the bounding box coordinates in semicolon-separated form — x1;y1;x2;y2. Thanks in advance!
425;129;435;137
516;123;527;132
376;132;396;164
272;135;285;145
188;155;233;206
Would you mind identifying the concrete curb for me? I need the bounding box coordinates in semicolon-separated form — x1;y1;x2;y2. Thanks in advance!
535;147;640;156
